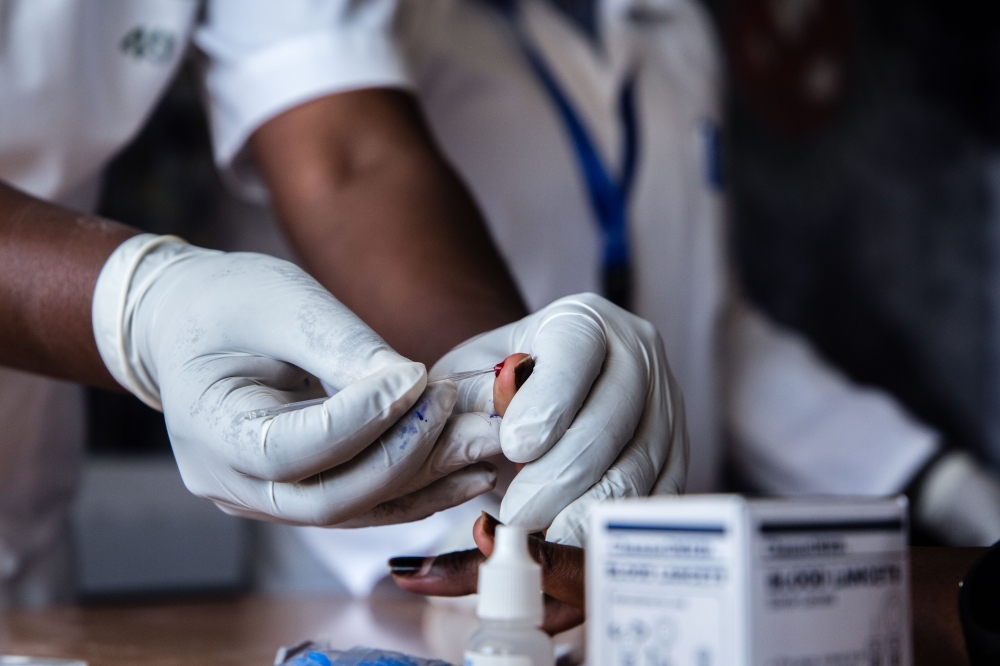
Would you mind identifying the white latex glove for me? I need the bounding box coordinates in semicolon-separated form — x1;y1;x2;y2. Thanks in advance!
430;292;689;547
92;235;497;526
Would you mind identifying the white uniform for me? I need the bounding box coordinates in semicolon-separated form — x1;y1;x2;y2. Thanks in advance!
0;0;407;605
393;0;940;495
277;0;947;596
0;0;941;604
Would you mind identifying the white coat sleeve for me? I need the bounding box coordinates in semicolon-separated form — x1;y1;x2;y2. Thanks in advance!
195;0;412;198
722;299;940;495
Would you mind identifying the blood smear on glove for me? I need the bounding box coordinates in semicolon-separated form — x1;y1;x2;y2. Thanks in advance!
242;366;496;420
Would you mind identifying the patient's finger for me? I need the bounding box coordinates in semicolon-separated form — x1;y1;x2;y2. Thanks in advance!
543;598;586;636
493;353;533;416
388;547;583;636
389;548;483;597
389;513;585;608
474;512;585;609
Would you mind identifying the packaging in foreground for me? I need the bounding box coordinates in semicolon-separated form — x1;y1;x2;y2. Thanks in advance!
274;644;451;666
588;495;911;666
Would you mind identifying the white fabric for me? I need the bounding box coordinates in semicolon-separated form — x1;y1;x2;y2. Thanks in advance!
195;0;411;199
0;0;196;200
724;304;938;494
394;0;939;496
0;0;408;204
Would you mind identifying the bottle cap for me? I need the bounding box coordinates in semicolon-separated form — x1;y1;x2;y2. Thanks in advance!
476;525;544;624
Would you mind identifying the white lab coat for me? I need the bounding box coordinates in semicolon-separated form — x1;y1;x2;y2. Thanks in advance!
0;0;408;605
279;0;945;596
393;0;940;495
0;0;942;604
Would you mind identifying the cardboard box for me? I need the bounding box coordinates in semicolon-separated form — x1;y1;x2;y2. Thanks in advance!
587;495;911;666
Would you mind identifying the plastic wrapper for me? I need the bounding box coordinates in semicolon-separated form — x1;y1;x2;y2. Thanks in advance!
275;644;452;666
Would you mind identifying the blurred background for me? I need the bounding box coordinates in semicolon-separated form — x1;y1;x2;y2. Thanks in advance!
77;0;1000;598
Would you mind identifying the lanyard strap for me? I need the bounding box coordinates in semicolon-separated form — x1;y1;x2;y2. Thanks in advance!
496;0;639;309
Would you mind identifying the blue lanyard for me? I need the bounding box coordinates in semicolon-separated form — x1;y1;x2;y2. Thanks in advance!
495;0;639;309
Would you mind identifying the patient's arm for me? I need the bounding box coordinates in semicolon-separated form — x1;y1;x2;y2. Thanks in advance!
250;89;526;365
0;182;137;390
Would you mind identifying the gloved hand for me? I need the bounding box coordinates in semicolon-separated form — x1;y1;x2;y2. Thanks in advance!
430;293;688;547
91;235;497;525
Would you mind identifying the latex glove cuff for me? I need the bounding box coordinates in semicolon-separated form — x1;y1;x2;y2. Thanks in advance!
92;233;193;410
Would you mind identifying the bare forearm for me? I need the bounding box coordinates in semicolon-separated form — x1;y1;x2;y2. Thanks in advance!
251;90;526;365
0;183;137;389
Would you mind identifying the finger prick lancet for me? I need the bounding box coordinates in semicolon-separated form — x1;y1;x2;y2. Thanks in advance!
241;366;498;420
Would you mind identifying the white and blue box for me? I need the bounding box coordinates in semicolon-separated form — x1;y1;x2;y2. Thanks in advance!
588;495;911;666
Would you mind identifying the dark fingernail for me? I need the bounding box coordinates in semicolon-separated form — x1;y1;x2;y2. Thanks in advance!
388;557;429;576
513;357;535;389
481;511;502;537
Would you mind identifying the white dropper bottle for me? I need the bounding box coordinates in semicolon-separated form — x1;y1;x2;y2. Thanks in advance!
464;525;555;666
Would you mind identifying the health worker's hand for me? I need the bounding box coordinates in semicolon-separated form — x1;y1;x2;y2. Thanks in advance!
431;293;688;546
91;235;498;525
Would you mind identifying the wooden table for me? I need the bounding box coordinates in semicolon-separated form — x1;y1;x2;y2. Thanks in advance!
910;546;984;665
0;547;986;666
